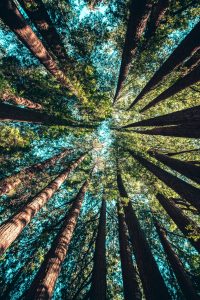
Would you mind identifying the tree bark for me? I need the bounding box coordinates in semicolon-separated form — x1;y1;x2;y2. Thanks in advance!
90;198;107;300
128;150;200;212
154;220;199;299
117;170;170;300
117;202;141;300
156;193;200;253
0;0;80;99
141;64;200;112
0;148;72;196
113;0;153;103
23;179;89;300
1;92;43;110
149;151;200;184
128;21;200;109
0;154;86;255
123;105;200;128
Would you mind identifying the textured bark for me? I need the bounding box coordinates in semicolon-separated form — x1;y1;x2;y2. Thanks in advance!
117;202;141;300
135;122;200;138
0;0;80;99
149;151;200;184
128;150;200;212
113;0;153;103
123;105;200;128
0;148;72;196
128;21;200;109
0;154;85;255
156;193;200;253
141;64;200;112
154;220;199;299
24;179;89;299
90;198;107;300
1;92;43;110
117;171;170;300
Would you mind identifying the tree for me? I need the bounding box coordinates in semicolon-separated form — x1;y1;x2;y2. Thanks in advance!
0;154;86;255
1;92;43;110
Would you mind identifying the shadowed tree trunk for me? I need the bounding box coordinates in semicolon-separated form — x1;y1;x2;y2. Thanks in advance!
0;154;86;255
156;193;200;253
0;148;72;196
117;170;170;300
0;0;80;100
90;198;107;300
117;202;141;300
123;105;200;128
1;92;43;110
141;64;200;112
154;220;199;299
148;151;200;184
128;150;200;212
128;21;200;109
166;148;200;157
113;0;153;103
182;49;200;73
23;179;90;300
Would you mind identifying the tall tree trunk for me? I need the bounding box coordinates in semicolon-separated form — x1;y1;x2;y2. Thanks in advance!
134;122;200;138
165;148;200;157
0;0;80;100
154;220;199;299
128;150;200;212
156;193;200;253
128;21;200;109
117;202;141;300
1;92;43;110
23;179;90;299
90;198;107;300
149;151;200;184
123;105;200;128
0;148;72;196
113;0;153;103
182;49;200;73
0;154;86;255
117;170;170;300
141;64;200;112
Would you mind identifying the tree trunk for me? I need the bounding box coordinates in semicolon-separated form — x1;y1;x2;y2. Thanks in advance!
156;193;200;253
1;92;43;110
123;105;200;128
128;21;200;109
166;148;200;157
113;0;153;103
149;151;200;184
182;49;200;73
128;150;200;212
90;198;107;300
154;220;199;299
117;202;141;300
141;64;200;112
0;148;72;196
0;0;80;99
117;171;170;300
23;179;89;300
135;122;200;138
0;154;85;255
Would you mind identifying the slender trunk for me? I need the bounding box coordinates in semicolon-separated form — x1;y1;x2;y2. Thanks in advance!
128;150;200;212
0;148;72;196
141;64;200;112
166;148;200;157
156;193;200;253
90;198;107;300
128;21;200;109
0;154;85;255
123;105;200;128
149;151;200;184
117;171;170;300
135;122;200;138
117;202;141;300
182;49;200;73
113;0;153;103
1;92;43;110
23;179;89;299
154;220;199;299
0;0;80;99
